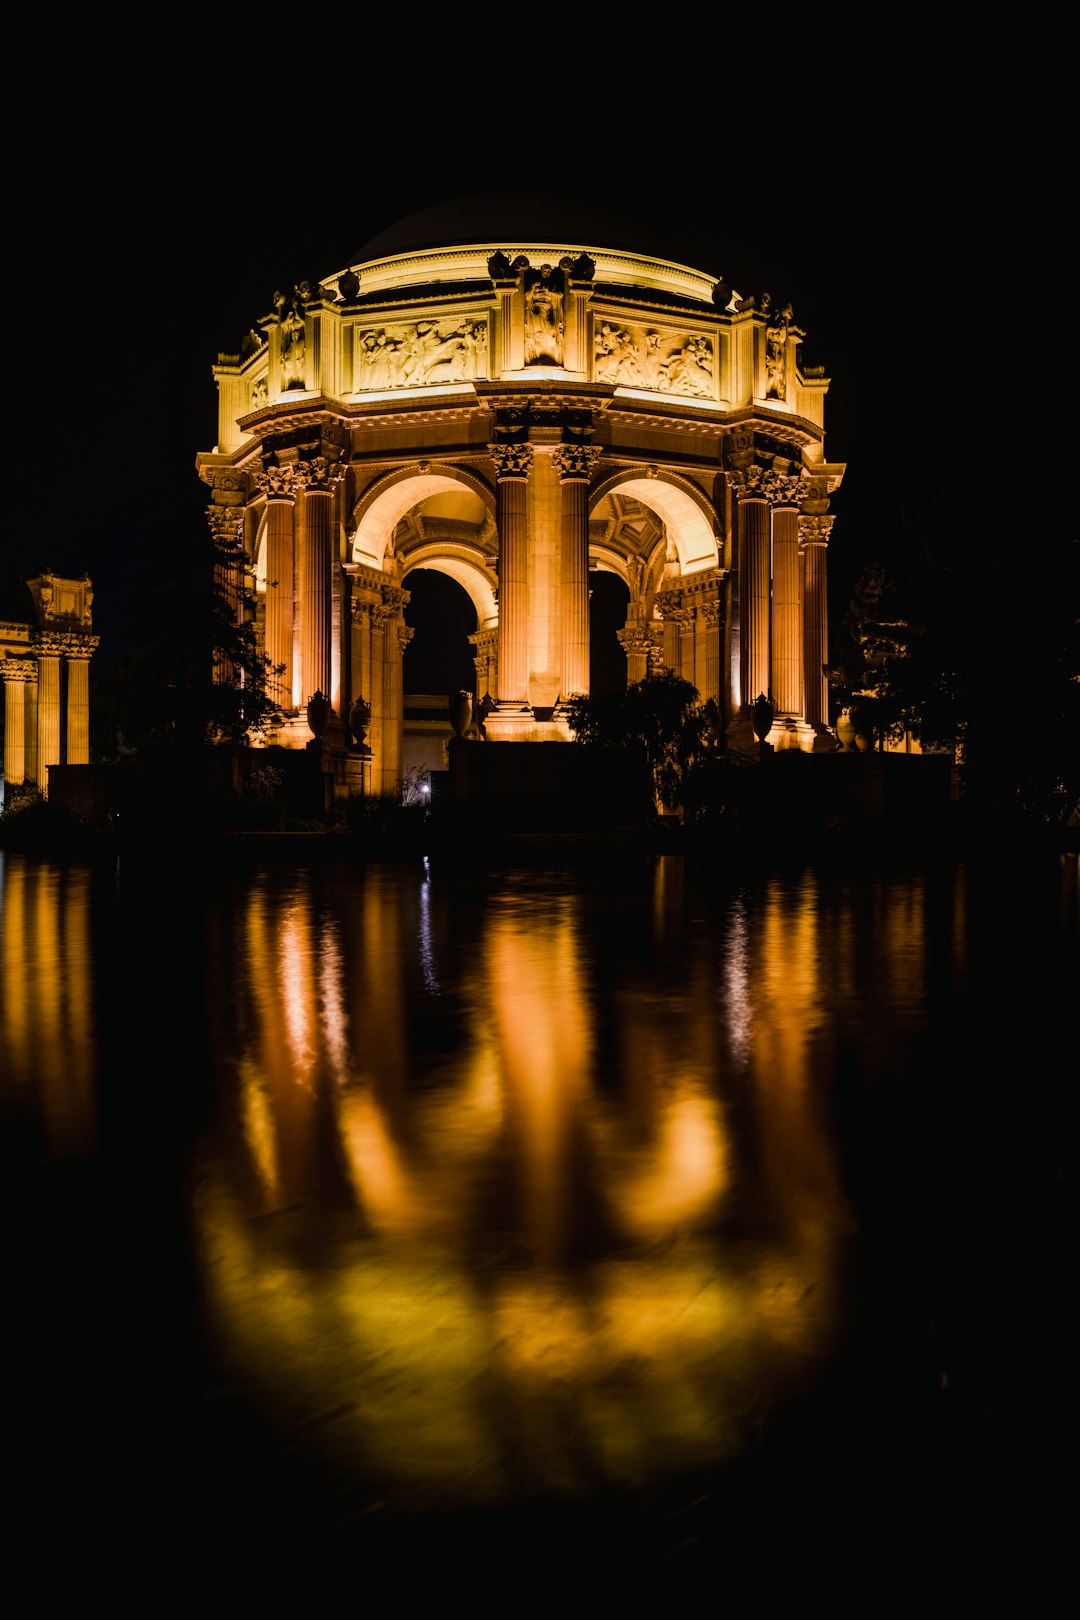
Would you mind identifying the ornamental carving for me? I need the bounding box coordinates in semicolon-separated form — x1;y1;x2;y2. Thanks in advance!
298;456;344;494
207;506;243;543
594;324;714;397
765;303;793;400
799;514;835;546
489;443;535;479
0;657;35;681
523;264;566;366
256;464;304;499
274;286;307;390
551;444;601;481
356;319;488;389
728;465;801;504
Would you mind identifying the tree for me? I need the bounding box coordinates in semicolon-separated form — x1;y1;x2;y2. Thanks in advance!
102;514;283;752
563;671;715;818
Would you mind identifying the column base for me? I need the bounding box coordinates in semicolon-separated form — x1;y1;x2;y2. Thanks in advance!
484;703;535;742
771;716;819;754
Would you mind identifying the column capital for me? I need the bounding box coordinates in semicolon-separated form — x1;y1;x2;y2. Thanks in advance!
488;442;535;479
551;443;601;481
729;464;804;506
799;513;836;546
297;455;345;494
255;463;304;499
206;504;244;542
1;656;36;681
656;589;695;627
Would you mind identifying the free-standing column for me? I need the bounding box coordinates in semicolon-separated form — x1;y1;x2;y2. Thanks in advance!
64;637;98;765
207;502;244;687
256;465;300;710
298;457;341;709
770;487;803;719
35;635;63;797
800;512;834;733
489;442;534;713
552;442;600;705
732;474;772;712
1;659;32;788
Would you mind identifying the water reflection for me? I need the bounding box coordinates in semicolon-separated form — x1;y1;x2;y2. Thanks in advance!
6;846;1076;1559
193;859;873;1510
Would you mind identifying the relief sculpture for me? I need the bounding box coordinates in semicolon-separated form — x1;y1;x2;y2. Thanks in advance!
593;324;714;397
356;319;488;390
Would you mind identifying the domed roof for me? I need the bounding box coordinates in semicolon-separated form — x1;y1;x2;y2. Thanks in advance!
352;191;709;270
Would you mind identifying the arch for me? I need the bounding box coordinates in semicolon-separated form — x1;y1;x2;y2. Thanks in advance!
401;548;497;628
350;466;496;571
590;470;718;576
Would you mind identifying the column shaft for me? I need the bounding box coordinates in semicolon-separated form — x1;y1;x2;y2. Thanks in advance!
301;488;333;704
66;657;91;765
2;670;27;785
801;520;833;728
35;652;62;797
741;497;771;706
559;472;590;699
264;494;295;709
771;504;802;717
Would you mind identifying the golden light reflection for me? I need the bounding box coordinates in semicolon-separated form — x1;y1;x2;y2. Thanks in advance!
195;863;892;1511
0;854;96;1157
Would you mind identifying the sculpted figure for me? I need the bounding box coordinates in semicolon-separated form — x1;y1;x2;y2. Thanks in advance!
524;265;565;365
279;290;306;389
765;304;791;400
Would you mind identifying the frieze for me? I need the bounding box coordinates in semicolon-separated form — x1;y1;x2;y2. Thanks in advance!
356;318;489;390
594;323;714;398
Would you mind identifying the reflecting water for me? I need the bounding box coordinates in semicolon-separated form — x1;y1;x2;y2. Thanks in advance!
4;844;1076;1589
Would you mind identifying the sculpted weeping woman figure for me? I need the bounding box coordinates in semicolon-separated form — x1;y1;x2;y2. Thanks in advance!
523;265;565;365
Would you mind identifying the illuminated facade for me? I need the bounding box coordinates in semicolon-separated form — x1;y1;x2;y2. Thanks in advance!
0;572;98;802
197;210;845;797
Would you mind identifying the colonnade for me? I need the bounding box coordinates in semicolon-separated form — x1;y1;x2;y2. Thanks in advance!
1;627;98;800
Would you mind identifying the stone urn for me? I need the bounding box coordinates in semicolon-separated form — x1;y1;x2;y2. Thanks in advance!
348;696;371;753
751;692;774;744
306;690;330;740
835;707;857;752
449;690;474;739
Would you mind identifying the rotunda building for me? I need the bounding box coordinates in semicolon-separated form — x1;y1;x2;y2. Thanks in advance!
196;199;845;800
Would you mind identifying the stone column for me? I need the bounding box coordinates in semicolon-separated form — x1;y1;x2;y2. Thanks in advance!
35;634;64;796
800;512;835;740
64;636;99;766
298;457;341;710
731;470;772;718
488;442;534;725
1;659;33;788
770;481;803;719
617;627;654;687
207;502;244;686
256;465;300;711
552;442;600;707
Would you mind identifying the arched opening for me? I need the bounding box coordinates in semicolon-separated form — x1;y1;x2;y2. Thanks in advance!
402;568;478;777
589;571;629;695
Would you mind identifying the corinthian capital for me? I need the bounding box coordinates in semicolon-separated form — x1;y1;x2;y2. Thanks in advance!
298;455;345;494
1;657;35;682
551;443;601;481
488;442;534;479
799;514;836;546
256;464;303;499
207;505;244;543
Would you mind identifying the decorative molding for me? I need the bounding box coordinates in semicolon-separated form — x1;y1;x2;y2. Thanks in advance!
489;442;535;479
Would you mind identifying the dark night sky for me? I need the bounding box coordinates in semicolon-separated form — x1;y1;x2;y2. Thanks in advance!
5;26;1033;657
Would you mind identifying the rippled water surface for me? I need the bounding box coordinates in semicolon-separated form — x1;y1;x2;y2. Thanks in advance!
4;844;1075;1593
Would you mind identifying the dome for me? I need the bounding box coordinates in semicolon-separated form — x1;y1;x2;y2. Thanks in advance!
351;191;709;270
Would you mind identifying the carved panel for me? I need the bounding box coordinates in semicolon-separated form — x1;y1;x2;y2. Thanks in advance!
355;318;489;390
593;324;714;398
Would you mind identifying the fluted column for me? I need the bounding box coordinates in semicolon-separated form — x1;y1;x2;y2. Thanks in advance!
255;465;300;710
298;457;341;708
207;502;244;686
64;637;98;765
1;659;33;787
731;472;772;714
552;442;600;705
800;512;834;731
35;634;64;796
489;442;534;713
770;484;803;718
